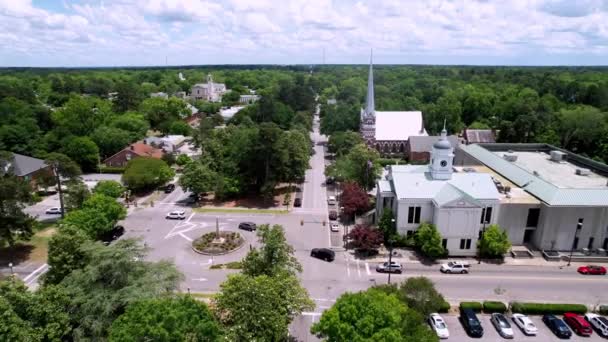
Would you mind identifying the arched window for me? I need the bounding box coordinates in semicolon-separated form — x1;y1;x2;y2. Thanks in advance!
399;143;405;153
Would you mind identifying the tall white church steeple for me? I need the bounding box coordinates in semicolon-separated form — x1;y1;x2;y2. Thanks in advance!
360;49;376;143
364;50;375;117
430;119;454;180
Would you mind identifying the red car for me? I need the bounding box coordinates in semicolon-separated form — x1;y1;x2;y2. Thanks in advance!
577;265;607;275
563;313;593;336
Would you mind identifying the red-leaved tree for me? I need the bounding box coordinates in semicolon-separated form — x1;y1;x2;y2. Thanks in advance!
340;182;370;218
346;224;383;251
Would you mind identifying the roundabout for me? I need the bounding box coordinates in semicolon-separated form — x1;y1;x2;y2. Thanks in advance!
192;230;245;255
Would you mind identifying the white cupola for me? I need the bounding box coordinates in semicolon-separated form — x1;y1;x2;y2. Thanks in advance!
429;121;454;180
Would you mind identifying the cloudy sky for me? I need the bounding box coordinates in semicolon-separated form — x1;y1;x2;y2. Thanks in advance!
1;0;608;67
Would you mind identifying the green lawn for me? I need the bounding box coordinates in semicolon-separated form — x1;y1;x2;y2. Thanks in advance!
0;225;56;264
194;207;288;214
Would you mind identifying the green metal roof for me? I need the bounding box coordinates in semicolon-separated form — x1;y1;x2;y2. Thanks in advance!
461;144;608;206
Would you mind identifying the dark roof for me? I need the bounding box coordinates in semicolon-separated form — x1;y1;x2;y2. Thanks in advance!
408;135;459;152
9;153;48;177
464;129;496;144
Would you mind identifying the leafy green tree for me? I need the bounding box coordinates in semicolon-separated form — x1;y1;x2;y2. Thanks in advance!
242;224;302;277
83;193;127;224
61;136;100;172
90;126;133;158
414;223;446;260
311;288;436;342
179;162;217;195
399;277;447;316
61;208;112;239
378;208;397;243
63;180;91;211
122;157;175;192
320;103;360;135
0;154;35;246
214;272;314;341
478;224;511;258
168;120;193;136
114;80;144;113
109;296;222;342
45;225;91;285
44;152;81;179
139;97;189;133
111;112;150;140
59;239;183;340
0;279;72;341
327;130;364;156
175;154;192;166
326;143;381;190
52;95;114;136
93;180;125;198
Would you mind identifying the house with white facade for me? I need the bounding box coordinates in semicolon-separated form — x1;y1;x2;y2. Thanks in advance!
191;74;227;102
377;134;608;256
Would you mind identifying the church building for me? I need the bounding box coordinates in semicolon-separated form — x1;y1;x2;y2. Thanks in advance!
361;53;427;156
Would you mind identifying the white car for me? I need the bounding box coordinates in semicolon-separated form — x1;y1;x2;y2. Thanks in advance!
512;313;538;336
327;196;336;205
585;313;608;337
45;207;62;215
440;261;470;274
428;313;449;339
330;222;340;232
376;261;402;274
166;211;186;220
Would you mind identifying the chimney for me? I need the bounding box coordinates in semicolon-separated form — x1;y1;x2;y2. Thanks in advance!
130;145;134;151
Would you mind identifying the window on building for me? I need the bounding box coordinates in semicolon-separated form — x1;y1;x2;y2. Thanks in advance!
480;207;492;224
460;239;465;249
603;238;608;250
573;237;579;250
407;206;421;224
526;208;540;227
442;239;447;249
465;239;472;249
588;237;594;249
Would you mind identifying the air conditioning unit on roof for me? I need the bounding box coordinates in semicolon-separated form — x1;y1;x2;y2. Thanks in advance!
550;150;567;162
503;153;518;162
576;168;590;176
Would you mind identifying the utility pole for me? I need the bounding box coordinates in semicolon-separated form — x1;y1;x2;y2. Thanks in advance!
567;219;583;266
388;218;396;284
52;163;65;219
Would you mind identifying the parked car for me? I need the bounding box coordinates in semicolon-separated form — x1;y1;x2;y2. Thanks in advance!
164;183;175;193
310;248;335;262
328;210;338;220
460;308;484;337
440;261;470;274
325;177;335;185
585;313;608;337
238;222;256;231
376;261;402;274
491;313;514;339
166;211;186;220
330;222;340;232
543;314;572;339
563;312;593;336
45;207;62;215
512;313;538;335
327;196;336;205
577;265;607;275
99;225;125;245
294;198;302;207
428;313;449;339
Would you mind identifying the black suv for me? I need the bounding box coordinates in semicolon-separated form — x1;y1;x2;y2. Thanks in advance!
99;225;125;245
164;184;175;193
460;308;484;338
238;222;256;231
294;198;302;207
311;248;335;262
543;314;572;339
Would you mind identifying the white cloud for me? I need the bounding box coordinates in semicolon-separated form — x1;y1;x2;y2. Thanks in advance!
1;0;608;66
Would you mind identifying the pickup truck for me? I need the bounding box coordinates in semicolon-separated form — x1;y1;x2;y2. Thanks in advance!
440;261;470;274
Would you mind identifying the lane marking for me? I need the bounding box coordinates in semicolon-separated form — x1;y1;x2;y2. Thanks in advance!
346;257;351;277
25;264;49;286
365;262;371;276
179;232;193;242
192;277;208;282
356;259;361;278
23;263;48;282
302;312;322;316
312;298;336;302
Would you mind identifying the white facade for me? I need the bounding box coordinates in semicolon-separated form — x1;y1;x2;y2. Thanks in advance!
191;74;227;102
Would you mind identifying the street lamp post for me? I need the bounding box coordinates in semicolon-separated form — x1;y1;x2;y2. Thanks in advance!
567;219;583;266
388;218;396;284
8;262;13;276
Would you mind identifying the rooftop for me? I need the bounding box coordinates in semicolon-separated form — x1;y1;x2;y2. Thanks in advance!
409;135;460;152
375;111;427;141
453;165;540;204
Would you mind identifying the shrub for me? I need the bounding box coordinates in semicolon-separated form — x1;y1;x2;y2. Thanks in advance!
438;301;451;313
99;165;126;173
510;302;587;315
459;302;483;312
598;305;608;315
483;301;507;313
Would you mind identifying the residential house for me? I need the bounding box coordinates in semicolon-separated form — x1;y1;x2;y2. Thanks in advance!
3;153;53;189
103;142;164;167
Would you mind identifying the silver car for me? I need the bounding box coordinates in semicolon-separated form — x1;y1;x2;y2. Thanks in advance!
376;261;402;274
491;313;514;339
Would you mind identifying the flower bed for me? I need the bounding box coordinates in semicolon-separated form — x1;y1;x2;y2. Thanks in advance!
192;231;244;255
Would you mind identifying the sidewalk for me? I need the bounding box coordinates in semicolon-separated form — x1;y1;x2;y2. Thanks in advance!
347;247;608;268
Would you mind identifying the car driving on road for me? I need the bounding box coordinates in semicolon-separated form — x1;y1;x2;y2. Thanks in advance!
512;313;538;335
238;222;256;231
491;313;514;339
293;198;302;207
428;313;449;339
543;314;572;339
310;248;335;262
328;210;338;220
577;265;606;275
164;183;175;193
99;225;125;245
440;261;470;274
376;261;402;274
327;196;336;205
165;211;186;220
45;207;62;215
330;222;340;232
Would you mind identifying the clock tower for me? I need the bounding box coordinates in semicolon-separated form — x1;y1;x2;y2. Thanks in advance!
430;122;454;180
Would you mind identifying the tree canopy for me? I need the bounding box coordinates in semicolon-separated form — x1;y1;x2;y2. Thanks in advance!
478;224;511;258
122;157;174;192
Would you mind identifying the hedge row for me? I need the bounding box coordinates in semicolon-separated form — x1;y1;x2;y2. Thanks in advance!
510;302;587;315
99;165;126;174
599;305;608;316
438;301;451;313
483;301;507;313
459;302;483;312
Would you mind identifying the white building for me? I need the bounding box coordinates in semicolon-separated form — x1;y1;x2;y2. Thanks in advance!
150;92;168;99
143;135;187;153
377;135;608;256
239;94;260;104
191;74;227;102
361;52;427;156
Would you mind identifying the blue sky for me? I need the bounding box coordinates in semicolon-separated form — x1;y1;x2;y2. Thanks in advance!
1;0;608;67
